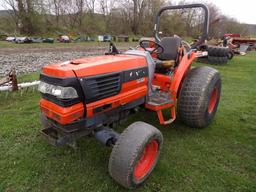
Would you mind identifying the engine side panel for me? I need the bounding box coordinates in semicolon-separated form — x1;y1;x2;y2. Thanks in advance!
78;67;148;103
86;79;148;118
78;65;148;118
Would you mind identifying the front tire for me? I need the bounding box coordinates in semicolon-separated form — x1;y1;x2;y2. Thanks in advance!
177;66;221;128
108;122;163;189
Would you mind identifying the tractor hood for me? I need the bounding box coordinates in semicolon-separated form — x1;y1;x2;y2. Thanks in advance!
42;54;148;78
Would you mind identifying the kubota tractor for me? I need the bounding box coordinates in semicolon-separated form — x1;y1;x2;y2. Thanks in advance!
38;4;221;189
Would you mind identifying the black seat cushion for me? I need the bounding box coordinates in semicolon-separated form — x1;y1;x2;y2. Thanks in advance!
158;37;181;61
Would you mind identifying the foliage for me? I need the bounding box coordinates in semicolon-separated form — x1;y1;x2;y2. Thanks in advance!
0;0;253;37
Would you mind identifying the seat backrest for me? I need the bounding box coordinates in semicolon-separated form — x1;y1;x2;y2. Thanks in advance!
158;37;181;60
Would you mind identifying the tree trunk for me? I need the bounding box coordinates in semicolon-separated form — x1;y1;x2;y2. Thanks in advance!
16;0;35;35
132;0;139;34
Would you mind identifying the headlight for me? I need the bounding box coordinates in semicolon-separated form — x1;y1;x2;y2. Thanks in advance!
38;81;78;99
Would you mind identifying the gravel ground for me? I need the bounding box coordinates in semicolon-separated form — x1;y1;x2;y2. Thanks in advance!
0;43;135;76
0;51;101;76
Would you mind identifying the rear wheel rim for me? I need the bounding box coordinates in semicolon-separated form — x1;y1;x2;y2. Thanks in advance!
208;87;218;113
133;140;159;181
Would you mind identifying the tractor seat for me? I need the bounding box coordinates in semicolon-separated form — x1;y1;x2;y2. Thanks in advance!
158;37;182;61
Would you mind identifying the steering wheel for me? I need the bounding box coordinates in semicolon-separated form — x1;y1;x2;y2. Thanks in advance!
139;40;164;54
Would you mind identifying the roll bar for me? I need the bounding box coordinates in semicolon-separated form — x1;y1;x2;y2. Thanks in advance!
154;3;209;48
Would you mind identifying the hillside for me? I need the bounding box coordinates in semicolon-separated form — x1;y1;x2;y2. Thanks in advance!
246;24;256;35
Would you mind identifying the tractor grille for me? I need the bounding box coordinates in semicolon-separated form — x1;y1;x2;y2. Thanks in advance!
82;73;121;103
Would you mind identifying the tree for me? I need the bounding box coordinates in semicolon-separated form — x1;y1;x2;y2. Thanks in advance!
0;0;253;37
3;0;43;34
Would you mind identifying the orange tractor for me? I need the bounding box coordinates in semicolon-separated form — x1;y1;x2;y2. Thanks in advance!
39;4;221;188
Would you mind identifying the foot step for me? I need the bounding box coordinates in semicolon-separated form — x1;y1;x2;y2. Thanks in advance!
147;91;173;106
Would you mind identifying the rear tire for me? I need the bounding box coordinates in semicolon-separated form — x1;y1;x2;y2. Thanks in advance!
177;66;221;128
207;46;229;57
198;56;228;65
209;56;228;65
108;122;163;189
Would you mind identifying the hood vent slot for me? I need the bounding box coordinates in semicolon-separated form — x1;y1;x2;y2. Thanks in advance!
81;73;121;103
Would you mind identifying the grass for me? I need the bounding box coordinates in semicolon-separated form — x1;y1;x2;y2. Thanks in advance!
17;72;39;82
0;53;256;192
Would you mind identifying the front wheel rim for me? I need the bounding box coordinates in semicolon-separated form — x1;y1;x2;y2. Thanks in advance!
133;140;159;181
208;87;218;114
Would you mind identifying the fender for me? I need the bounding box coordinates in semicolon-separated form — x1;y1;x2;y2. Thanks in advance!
170;51;197;98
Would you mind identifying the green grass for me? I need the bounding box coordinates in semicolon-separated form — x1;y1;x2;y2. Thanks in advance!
0;53;256;192
17;72;39;82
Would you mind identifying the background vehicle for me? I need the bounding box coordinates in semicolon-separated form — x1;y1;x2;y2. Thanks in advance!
15;37;32;44
31;37;54;43
58;35;70;43
38;4;221;189
5;36;16;42
31;37;44;43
